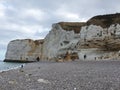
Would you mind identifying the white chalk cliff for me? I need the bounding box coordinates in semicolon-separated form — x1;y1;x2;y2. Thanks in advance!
4;13;120;62
5;39;43;62
42;23;79;60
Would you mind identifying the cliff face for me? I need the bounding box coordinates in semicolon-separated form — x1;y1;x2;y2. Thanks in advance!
76;24;120;60
42;23;120;61
42;23;80;60
4;39;43;62
4;13;120;62
42;13;120;61
78;23;120;50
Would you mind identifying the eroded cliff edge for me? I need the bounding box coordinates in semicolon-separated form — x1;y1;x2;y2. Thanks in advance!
4;13;120;62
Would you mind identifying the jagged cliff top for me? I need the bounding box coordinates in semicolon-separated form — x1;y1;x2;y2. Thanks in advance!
58;22;85;33
87;13;120;28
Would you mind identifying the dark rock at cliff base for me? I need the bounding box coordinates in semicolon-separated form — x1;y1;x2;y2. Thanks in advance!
4;59;36;63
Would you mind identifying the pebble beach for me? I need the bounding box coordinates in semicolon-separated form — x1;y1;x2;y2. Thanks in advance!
0;60;120;90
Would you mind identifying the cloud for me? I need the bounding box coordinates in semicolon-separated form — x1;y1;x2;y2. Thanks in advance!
0;2;6;19
21;8;46;21
54;4;81;21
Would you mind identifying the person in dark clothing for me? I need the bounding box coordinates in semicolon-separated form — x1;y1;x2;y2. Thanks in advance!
19;65;24;72
21;65;23;68
84;54;87;59
36;57;40;61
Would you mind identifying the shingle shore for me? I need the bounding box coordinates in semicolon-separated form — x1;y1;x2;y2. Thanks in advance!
0;60;120;90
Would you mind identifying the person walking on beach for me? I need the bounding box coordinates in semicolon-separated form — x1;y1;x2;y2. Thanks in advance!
36;57;40;61
21;65;23;68
84;54;87;60
19;65;24;72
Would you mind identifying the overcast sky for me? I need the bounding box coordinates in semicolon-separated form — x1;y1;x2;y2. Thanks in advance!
0;0;120;60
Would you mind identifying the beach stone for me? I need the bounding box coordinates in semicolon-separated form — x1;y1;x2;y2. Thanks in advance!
74;87;77;90
37;78;50;84
8;80;17;84
26;78;31;82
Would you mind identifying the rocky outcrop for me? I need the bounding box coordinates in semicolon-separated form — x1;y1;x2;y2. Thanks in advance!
42;23;120;61
78;24;120;50
4;39;43;62
76;24;120;60
41;13;120;61
42;23;79;60
4;13;120;62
